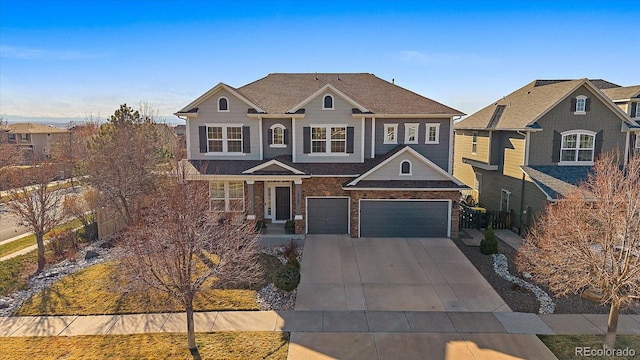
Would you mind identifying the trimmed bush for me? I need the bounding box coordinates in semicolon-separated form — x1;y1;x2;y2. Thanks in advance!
272;264;300;292
480;224;499;255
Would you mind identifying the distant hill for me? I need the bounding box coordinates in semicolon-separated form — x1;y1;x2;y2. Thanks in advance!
1;114;184;126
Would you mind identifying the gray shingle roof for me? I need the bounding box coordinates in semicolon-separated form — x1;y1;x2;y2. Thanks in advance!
455;79;631;130
602;85;640;101
521;165;593;200
235;73;464;115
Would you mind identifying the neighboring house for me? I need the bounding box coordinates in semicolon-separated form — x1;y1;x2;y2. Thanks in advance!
176;73;467;238
602;85;640;157
453;79;640;233
4;123;70;163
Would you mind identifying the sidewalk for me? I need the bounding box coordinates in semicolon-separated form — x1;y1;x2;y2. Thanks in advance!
1;310;638;337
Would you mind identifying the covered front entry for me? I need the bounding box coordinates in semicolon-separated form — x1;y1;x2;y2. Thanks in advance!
306;197;349;234
359;200;450;237
264;182;292;223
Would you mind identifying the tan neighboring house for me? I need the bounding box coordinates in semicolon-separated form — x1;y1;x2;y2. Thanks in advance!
5;123;70;163
453;79;640;234
176;73;467;238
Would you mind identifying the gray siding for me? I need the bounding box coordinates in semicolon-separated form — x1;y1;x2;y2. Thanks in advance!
364;118;372;159
363;153;449;181
529;85;627;166
188;89;261;160
294;91;363;163
263;118;292;159
374;118;451;171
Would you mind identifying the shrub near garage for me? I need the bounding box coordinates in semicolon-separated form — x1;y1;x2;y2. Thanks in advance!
272;264;300;292
480;224;499;255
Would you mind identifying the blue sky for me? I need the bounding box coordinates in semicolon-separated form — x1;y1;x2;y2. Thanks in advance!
1;0;638;124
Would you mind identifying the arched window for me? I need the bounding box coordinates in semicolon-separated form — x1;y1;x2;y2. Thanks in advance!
560;130;596;164
218;97;229;112
323;95;334;110
270;124;286;147
400;160;412;175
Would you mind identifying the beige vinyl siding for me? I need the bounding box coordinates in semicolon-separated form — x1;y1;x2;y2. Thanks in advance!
188;89;261;161
452;132;477;194
456;130;490;163
294;91;363;163
502;133;526;179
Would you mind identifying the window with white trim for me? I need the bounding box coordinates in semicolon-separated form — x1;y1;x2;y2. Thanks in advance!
270;124;285;147
575;95;587;114
635;104;640;118
210;181;244;212
207;125;243;153
311;126;346;153
425;124;440;144
384;124;398;144
400;160;412;175
20;133;28;142
404;123;418;144
560;130;595;164
323;95;334;110
471;132;478;154
218;97;229;112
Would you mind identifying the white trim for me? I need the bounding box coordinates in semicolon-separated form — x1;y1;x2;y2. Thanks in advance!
399;160;412;176
361;117;365;162
185;120;192;159
217;96;230;112
574;95;587;115
265;182;293;223
305;196;351;235
624;132;630;165
448;117;454;174
269;123;287;148
294;215;303;220
425;123;440;144
404;123;419;144
344;187;466;191
292;118;297;162
471;131;478;155
559;129;596;165
176;82;265;114
209;180;245;212
247;214;256;220
259;117;264;160
347;146;464;186
371;117;376;158
365;114;462;119
204;123;245;154
358;199;452;238
322;94;335;110
309;124;348;154
383;123;398;144
288;84;369;113
242;159;305;175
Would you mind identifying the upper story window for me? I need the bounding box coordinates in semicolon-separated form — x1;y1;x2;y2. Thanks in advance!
573;95;588;115
210;181;244;212
404;123;418;144
425;124;440;144
311;126;346;153
218;97;229;112
207;125;243;153
471;132;478;154
323;95;334;110
8;134;16;143
384;124;398;144
560;130;595;164
20;133;29;142
635;103;640;118
400;160;412;175
270;124;286;147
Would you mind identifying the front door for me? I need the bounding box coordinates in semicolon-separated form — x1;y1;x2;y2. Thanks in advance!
275;187;291;221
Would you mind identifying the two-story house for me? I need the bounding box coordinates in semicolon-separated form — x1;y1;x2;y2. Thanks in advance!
5;123;70;163
453;79;640;233
176;73;467;238
602;85;640;156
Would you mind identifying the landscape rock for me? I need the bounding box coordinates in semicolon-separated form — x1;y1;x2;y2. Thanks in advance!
84;250;99;260
0;298;10;309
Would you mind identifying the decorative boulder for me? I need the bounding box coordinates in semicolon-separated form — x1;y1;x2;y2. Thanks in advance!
0;298;9;309
85;250;99;260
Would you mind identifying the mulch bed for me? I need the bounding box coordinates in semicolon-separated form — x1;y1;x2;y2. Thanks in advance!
453;231;639;315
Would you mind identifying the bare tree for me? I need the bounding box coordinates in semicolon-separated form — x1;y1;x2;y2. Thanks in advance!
50;116;100;186
517;152;640;348
63;186;100;241
0;117;23;169
5;162;67;273
118;166;263;353
87;104;165;225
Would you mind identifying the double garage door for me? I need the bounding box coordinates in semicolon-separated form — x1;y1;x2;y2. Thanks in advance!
306;198;450;237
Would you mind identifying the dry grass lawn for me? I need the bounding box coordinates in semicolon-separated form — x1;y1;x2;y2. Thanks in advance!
16;262;259;316
538;334;640;359
0;332;289;359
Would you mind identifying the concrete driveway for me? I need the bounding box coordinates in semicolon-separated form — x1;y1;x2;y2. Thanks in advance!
295;235;510;312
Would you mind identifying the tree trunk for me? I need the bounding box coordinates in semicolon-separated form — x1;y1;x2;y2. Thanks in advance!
605;301;620;349
36;232;45;273
186;297;196;351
